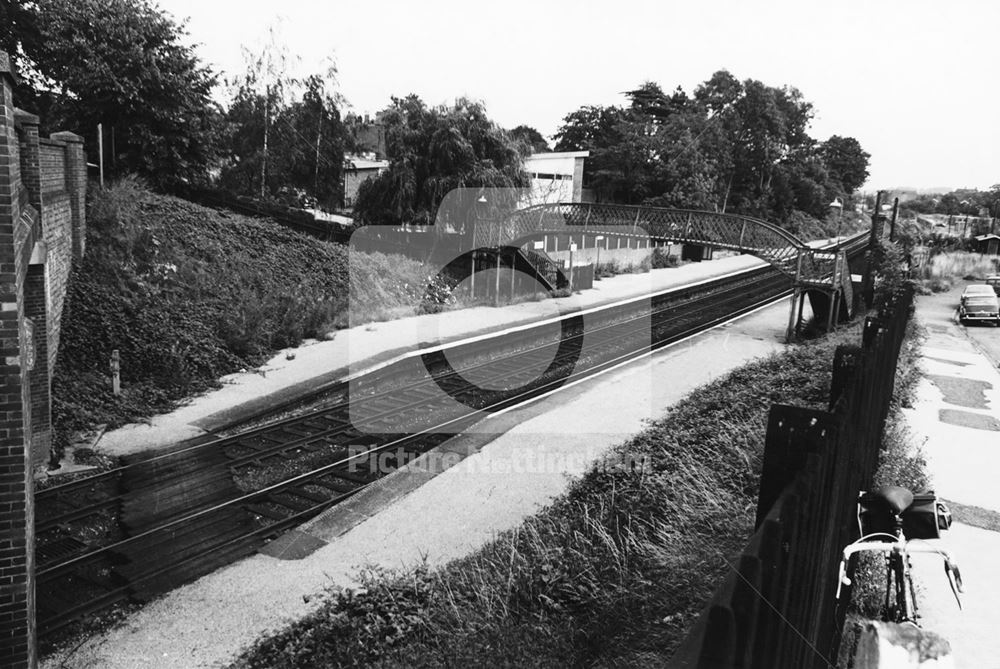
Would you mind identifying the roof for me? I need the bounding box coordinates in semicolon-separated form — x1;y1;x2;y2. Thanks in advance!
973;234;1000;241
345;155;389;171
526;150;590;160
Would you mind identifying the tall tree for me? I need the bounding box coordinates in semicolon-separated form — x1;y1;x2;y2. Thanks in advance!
509;125;550;153
820;135;870;194
553;70;869;230
224;25;299;198
219;37;350;208
273;70;350;209
354;96;528;226
2;0;220;187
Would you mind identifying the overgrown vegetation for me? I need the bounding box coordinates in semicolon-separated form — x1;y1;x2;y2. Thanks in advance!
595;256;654;278
912;250;1000;294
51;178;435;452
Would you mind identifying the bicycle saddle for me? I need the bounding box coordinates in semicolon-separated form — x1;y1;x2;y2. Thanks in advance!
861;485;914;515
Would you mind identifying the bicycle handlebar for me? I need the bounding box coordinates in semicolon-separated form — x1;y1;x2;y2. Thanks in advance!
836;538;964;609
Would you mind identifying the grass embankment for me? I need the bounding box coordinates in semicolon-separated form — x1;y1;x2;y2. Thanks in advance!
52;178;437;453
230;316;926;668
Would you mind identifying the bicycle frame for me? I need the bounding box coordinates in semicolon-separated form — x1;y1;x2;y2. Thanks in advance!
836;533;963;622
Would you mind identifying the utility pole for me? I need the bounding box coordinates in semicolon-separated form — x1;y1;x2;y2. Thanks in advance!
889;197;899;241
862;191;884;308
97;123;104;188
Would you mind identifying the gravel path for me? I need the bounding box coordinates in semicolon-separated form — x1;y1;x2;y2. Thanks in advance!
42;290;793;668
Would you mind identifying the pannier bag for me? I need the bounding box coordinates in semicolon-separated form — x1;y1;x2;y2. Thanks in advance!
902;493;952;540
858;491;952;540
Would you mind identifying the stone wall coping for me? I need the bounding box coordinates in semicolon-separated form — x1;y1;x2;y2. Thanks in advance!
50;131;83;144
39;137;68;148
13;108;39;126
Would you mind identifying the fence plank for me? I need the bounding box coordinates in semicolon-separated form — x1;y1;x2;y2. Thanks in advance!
755;406;838;529
698;605;737;669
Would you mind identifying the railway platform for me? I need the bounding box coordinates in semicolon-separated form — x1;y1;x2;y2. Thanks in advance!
84;252;769;459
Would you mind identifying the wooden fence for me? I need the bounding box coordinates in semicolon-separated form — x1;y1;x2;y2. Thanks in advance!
668;284;916;668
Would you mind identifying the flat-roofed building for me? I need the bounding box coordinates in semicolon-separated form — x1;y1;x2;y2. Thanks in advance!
523;151;589;205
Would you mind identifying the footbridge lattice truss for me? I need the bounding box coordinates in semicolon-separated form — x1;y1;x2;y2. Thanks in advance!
474;202;853;295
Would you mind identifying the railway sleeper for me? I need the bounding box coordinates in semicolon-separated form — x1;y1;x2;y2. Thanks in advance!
121;470;235;501
117;525;256;585
125;539;263;603
286;486;331;504
245;503;289;521
121;488;244;531
308;477;360;494
268;493;315;513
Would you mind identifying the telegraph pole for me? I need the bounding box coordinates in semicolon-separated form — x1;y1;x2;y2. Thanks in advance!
862;191;884;308
889;197;899;241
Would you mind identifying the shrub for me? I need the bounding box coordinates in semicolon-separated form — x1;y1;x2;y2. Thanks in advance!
651;247;679;269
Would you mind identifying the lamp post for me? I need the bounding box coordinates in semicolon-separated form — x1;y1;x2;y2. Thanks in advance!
568;241;577;290
595;235;605;279
829;197;843;249
471;194;487;301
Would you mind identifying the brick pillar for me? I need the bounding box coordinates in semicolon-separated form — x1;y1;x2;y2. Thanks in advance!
0;52;36;669
14;110;40;212
49;131;85;260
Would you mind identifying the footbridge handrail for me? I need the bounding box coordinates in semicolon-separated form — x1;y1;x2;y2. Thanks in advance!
474;202;852;286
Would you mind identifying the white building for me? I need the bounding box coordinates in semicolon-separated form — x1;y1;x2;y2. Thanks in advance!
522;151;589;206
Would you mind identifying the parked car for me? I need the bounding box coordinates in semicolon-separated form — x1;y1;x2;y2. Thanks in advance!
958;285;1000;326
986;275;1000;297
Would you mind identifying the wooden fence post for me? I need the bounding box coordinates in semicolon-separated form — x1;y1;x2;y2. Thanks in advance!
698;605;737;669
110;349;121;396
755;406;838;529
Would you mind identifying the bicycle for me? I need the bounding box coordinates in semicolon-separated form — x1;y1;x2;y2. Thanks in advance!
835;485;964;625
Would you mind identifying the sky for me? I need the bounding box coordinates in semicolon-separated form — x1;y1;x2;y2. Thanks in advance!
157;0;1000;192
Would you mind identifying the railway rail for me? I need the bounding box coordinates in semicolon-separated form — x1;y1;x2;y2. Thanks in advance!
35;232;869;640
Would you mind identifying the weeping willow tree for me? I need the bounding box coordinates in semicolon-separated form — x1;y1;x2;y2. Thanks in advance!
354;96;529;228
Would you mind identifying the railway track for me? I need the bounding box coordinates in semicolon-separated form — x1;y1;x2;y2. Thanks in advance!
35;233;868;640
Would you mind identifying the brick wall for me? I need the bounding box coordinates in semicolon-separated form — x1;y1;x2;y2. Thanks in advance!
0;52;36;669
0;51;87;668
37;144;65;194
